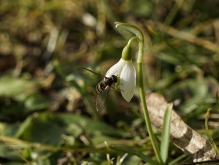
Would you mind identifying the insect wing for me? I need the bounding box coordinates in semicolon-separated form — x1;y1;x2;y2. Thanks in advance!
96;86;110;111
77;67;103;85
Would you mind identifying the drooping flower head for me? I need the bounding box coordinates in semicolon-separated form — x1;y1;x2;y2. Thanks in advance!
105;44;136;102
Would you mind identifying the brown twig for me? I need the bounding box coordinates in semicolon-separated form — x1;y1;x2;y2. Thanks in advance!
142;93;218;163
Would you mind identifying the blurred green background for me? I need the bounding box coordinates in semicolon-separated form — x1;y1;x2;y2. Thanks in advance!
0;0;219;164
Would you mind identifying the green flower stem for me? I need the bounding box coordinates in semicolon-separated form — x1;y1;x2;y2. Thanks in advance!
128;36;139;45
138;63;162;164
116;22;163;164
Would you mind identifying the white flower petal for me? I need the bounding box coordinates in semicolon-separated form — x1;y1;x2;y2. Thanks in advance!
120;60;136;102
105;58;126;77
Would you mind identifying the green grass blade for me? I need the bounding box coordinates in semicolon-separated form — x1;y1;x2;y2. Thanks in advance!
160;103;172;164
205;109;219;156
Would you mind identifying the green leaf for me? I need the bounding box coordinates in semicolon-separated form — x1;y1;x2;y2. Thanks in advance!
167;79;210;115
115;22;143;41
59;114;122;137
86;120;122;136
14;116;33;138
160;103;172;164
24;93;49;111
18;113;64;145
59;113;90;129
0;76;37;101
0;144;22;161
0;122;20;137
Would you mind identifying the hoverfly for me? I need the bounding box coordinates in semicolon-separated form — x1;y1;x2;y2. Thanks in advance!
77;67;118;111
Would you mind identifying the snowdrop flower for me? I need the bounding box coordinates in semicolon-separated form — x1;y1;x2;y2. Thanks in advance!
105;44;136;102
105;58;126;77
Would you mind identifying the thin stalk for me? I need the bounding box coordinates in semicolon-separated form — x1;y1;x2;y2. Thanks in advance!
137;63;163;164
162;0;184;36
115;22;163;163
137;27;163;164
205;109;219;156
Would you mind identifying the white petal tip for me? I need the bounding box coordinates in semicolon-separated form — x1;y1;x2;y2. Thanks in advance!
124;98;131;102
121;91;133;102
